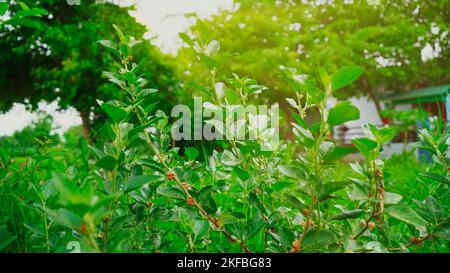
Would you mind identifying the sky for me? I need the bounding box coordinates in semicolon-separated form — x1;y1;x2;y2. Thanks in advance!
0;0;233;137
129;0;233;54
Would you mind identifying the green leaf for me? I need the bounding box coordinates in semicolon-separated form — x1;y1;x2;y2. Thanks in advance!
112;24;125;42
328;101;360;127
139;88;158;97
198;185;217;214
284;194;305;209
304;84;325;104
323;146;356;161
5;18;41;28
195;19;211;42
352;137;378;159
220;150;240;166
0;3;9;16
98;40;120;57
233;166;250;181
185;147;199;160
245;218;265;241
124;175;160;193
302;230;337;250
198;53;216;69
193;220;209;241
319;141;335;157
384;192;403;205
101;101;128;123
436;225;450;240
205;40;220;56
97;155;117;171
424;196;445;222
318;181;351;201
19;1;30;11
179;33;195;47
249;192;267;215
15;8;48;18
331;209;364;220
419;173;450;185
386;205;427;230
331;66;364;91
318;67;331;89
278;227;296;249
278;165;305;179
44;208;82;230
292;123;315;147
157;186;185;199
272;182;293;191
0;225;17;251
52;172;79;203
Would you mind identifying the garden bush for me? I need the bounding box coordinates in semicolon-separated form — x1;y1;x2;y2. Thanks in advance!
0;22;448;254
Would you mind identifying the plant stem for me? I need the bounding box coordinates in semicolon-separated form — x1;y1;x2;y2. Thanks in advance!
134;108;252;253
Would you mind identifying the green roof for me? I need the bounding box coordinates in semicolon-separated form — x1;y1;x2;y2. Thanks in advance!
380;85;449;104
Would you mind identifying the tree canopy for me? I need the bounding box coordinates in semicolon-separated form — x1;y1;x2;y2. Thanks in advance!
177;0;449;118
0;0;179;138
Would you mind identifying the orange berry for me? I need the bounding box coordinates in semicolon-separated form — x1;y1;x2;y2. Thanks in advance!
80;223;87;234
292;239;301;252
302;209;310;217
181;182;191;190
368;222;376;230
187;197;195;206
166;171;176;180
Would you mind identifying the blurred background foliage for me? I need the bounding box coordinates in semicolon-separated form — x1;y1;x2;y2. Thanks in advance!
177;0;449;120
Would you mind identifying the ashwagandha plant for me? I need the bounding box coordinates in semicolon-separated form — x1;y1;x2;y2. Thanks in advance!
0;21;448;253
96;25;256;252
179;20;449;253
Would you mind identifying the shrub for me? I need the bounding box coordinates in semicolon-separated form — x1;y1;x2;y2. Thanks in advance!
0;23;448;253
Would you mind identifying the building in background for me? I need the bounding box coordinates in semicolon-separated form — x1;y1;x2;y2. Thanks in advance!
380;84;449;159
333;85;449;158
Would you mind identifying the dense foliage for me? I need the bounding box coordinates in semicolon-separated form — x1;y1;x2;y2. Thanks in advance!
0;21;448;253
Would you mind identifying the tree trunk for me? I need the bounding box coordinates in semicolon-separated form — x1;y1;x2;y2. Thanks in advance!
80;111;90;140
403;130;409;152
